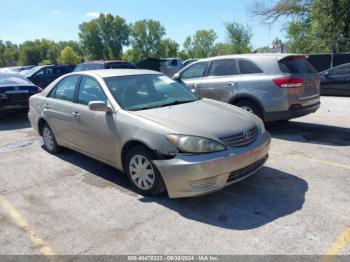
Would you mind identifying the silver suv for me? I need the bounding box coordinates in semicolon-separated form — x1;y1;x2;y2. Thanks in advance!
174;54;321;122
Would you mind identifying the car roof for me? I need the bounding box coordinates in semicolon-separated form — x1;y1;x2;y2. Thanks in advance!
69;69;161;78
198;53;306;62
78;60;132;65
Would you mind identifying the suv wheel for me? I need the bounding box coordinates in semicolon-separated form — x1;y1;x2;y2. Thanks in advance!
125;146;166;196
235;100;263;119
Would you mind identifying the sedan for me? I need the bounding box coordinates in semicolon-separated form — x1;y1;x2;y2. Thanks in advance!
319;63;350;96
0;73;41;115
28;69;271;198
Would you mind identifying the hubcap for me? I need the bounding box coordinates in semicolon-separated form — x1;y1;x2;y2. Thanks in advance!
43;127;54;151
240;106;254;114
129;155;155;190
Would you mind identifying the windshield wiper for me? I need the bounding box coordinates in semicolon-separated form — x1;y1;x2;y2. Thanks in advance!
158;100;196;108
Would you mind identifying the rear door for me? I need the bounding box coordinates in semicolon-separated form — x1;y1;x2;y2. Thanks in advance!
70;76;119;164
199;59;241;102
44;76;80;146
179;61;209;95
278;56;320;106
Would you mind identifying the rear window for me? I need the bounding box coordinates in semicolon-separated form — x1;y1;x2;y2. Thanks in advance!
208;59;239;76
74;64;104;72
279;57;317;74
105;63;136;69
238;60;263;74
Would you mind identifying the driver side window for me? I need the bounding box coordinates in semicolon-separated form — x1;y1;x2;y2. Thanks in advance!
77;77;107;105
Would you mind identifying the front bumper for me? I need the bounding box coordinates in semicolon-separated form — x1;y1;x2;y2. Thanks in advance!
264;102;320;122
153;131;271;198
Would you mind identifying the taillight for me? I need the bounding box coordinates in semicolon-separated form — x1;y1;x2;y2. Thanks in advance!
273;77;304;88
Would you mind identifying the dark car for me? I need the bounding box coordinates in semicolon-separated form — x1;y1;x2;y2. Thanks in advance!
74;60;136;72
20;65;75;88
319;63;350;96
0;73;41;115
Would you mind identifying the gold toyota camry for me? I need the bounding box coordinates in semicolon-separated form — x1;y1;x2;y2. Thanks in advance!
29;69;271;198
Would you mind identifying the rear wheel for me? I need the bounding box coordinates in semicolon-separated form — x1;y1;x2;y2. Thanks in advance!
235;99;263;120
125;146;166;196
42;123;61;154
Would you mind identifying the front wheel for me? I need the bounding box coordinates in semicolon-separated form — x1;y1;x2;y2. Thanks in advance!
125;146;166;196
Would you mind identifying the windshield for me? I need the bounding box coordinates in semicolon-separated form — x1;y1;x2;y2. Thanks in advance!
104;74;200;111
19;67;39;77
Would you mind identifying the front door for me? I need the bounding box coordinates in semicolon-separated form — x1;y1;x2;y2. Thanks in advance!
70;76;119;164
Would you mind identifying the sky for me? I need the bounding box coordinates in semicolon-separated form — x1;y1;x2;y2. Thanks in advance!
0;0;285;49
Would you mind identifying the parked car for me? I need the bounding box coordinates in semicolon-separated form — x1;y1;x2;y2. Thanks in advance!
160;58;182;76
0;73;41;114
20;65;75;88
0;66;35;74
28;69;271;198
173;54;321;122
74;60;136;72
182;59;198;68
319;63;350;96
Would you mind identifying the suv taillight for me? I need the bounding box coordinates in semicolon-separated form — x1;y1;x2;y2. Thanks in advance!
273;77;304;88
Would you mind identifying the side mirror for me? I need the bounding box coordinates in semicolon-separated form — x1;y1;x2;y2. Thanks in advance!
172;74;181;82
88;101;112;112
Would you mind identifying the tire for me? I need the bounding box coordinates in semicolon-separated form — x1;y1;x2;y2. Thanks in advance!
42;123;61;154
235;99;263;119
124;146;166;196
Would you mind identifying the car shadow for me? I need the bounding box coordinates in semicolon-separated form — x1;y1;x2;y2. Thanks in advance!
48;148;307;230
0;113;30;131
139;167;307;230
267;121;350;146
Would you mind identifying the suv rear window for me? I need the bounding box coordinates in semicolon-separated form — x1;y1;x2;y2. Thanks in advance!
279;57;317;74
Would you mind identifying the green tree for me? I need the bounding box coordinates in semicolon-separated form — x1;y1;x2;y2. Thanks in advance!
18;41;41;65
224;21;252;53
183;30;217;58
79;20;104;60
128;19;166;62
252;0;350;53
159;38;179;58
78;14;130;60
57;46;81;64
97;13;130;59
0;40;19;66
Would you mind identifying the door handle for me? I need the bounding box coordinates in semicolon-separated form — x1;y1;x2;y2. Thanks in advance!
192;83;198;88
228;81;237;87
44;103;51;109
72;111;80;119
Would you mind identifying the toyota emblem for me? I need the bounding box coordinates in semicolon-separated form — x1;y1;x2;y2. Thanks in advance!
243;129;251;139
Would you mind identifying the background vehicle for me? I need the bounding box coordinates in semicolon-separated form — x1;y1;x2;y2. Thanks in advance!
74;60;136;72
182;59;197;68
20;64;75;88
0;73;41;114
160;58;182;76
0;66;35;74
28;69;270;198
319;63;350;96
174;54;321;122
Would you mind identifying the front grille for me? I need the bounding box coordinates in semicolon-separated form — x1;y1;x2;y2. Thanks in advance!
227;155;268;184
220;126;258;147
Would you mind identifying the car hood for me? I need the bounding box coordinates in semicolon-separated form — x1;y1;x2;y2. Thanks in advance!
131;99;259;140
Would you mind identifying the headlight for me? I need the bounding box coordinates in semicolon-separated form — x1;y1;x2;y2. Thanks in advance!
166;134;226;154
